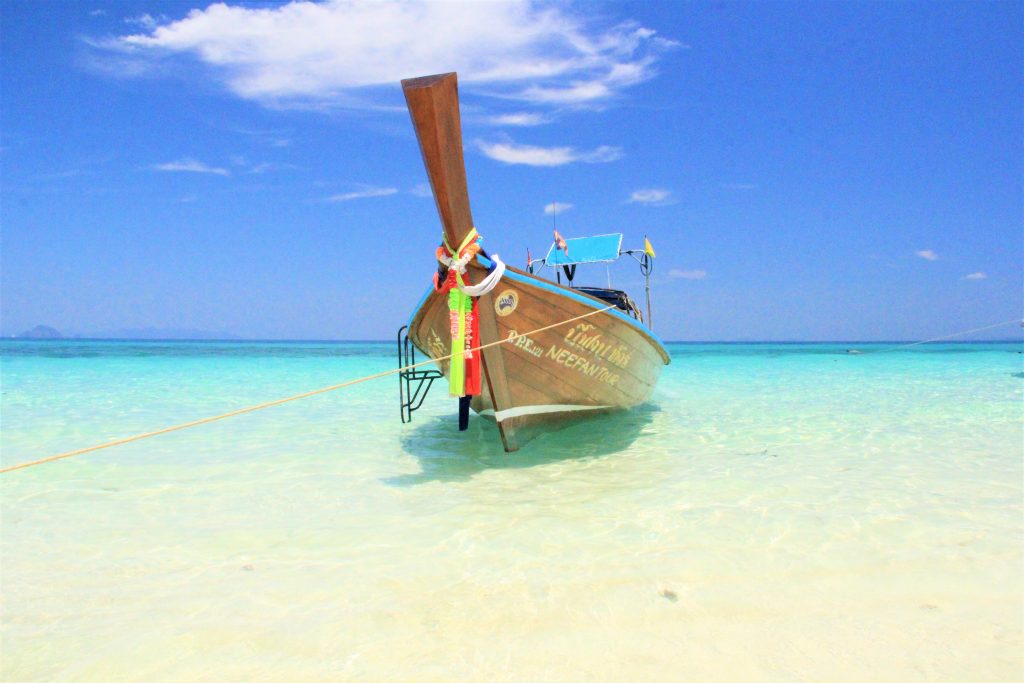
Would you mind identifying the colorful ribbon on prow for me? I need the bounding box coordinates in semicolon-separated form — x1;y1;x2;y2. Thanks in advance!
435;229;483;398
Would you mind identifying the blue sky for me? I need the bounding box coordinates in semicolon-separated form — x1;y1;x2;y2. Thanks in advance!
2;0;1021;341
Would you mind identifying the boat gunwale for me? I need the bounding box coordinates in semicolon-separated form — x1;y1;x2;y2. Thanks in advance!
407;256;671;365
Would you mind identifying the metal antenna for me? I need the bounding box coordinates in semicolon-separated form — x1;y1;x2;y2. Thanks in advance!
552;201;558;284
645;261;652;329
640;248;654;330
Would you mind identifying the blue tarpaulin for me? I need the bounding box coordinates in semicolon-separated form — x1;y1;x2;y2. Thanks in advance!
544;233;623;266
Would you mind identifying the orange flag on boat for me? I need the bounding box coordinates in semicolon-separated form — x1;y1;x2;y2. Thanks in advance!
527;247;532;268
644;235;656;258
554;230;568;255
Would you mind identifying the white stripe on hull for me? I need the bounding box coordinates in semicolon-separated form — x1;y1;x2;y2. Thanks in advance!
477;404;612;422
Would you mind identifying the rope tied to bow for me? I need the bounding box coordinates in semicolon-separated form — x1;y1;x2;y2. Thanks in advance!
431;229;504;397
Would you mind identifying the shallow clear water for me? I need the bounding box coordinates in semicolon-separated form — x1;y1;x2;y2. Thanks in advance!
2;340;1022;681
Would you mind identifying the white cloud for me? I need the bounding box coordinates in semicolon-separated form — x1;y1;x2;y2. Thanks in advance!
477;140;622;166
962;272;987;280
628;188;672;205
544;202;573;215
326;186;397;202
520;80;611;104
100;1;676;109
488;112;548;127
151;158;230;176
669;269;707;280
124;13;164;30
478;141;573;166
916;249;940;261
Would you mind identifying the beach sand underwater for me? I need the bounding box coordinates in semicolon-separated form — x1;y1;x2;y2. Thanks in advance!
1;340;1021;681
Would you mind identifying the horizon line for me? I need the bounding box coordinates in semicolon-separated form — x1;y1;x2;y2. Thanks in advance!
3;337;1022;344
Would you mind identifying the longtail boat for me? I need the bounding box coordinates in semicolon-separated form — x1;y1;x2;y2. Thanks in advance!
397;73;670;452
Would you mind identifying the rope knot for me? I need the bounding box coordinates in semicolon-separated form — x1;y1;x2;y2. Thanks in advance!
433;228;505;297
437;228;481;274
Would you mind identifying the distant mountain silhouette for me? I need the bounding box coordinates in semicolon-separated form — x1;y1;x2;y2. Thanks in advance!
16;325;63;339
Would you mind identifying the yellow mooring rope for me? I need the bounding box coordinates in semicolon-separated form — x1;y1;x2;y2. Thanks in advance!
0;305;617;475
871;318;1023;352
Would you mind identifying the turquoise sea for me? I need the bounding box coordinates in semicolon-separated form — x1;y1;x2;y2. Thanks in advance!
2;339;1022;682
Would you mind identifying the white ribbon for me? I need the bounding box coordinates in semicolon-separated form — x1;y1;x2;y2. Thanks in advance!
459;254;505;297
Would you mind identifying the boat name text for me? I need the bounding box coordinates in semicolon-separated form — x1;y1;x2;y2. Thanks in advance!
427;329;448;367
506;331;544;357
563;323;633;369
545;345;620;386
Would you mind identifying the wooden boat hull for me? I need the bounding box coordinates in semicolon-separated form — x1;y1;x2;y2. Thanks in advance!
408;262;670;451
400;72;668;451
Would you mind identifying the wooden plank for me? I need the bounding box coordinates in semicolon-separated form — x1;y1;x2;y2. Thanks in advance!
414;275;665;401
476;289;520;451
496;287;659;394
401;73;474;250
412;283;667;449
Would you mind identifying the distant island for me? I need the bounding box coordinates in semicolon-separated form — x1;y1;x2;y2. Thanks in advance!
16;325;63;339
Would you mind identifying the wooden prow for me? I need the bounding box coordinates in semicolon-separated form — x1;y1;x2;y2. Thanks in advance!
401;72;519;451
401;73;475;250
